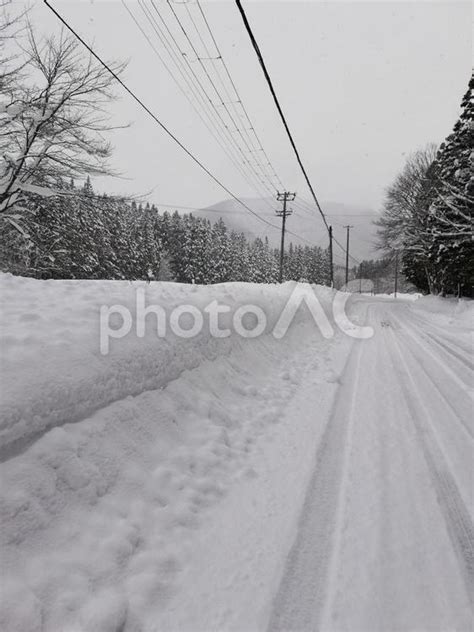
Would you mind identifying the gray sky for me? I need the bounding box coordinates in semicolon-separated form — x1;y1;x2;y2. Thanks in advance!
24;0;473;214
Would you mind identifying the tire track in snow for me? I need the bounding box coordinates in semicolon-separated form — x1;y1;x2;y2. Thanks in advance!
389;312;474;441
407;310;473;370
404;310;474;383
405;310;474;376
388;326;474;606
421;331;474;372
267;336;364;631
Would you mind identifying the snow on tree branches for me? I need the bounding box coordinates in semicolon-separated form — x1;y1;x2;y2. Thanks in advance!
376;73;473;296
0;22;125;225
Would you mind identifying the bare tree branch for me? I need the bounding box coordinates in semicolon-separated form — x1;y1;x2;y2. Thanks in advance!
0;22;127;219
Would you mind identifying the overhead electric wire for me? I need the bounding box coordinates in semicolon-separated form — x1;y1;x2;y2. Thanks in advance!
43;0;288;236
194;0;286;191
292;200;318;218
121;0;247;183
177;0;283;194
296;195;365;263
130;0;275;209
140;0;278;212
298;197;378;219
128;1;322;251
150;200;317;246
164;0;277;200
183;0;274;188
333;235;361;265
234;0;329;232
122;0;244;184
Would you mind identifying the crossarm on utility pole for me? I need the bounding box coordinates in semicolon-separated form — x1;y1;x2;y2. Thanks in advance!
276;192;296;283
344;225;354;287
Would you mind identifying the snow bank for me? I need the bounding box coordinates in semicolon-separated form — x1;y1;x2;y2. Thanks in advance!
0;274;335;458
362;291;421;301
0;274;342;631
412;294;474;325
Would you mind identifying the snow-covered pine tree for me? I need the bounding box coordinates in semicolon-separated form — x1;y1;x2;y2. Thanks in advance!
248;237;270;283
263;237;279;282
228;231;250;281
208;218;231;283
428;74;473;295
166;211;188;281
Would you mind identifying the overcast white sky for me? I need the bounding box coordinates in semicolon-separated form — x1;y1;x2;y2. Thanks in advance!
21;0;473;213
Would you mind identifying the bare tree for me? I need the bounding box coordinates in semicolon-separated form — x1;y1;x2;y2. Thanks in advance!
375;144;438;252
0;24;125;225
0;1;27;91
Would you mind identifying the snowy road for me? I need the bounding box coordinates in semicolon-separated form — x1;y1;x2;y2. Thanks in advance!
151;296;473;632
269;299;473;632
0;279;472;632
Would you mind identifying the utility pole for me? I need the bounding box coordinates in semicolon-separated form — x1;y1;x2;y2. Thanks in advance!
394;250;399;298
328;225;334;288
359;262;363;294
276;192;295;283
344;225;353;287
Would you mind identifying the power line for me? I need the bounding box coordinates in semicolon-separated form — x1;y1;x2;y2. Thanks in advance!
292;200;317;218
163;0;278;201
127;0;276;210
43;0;288;236
150;201;329;248
153;201;255;213
296;198;379;221
183;0;284;193
158;1;282;213
121;0;250;187
234;0;329;233
44;0;327;253
333;235;361;265
194;0;286;192
343;224;354;285
125;2;328;253
276;191;295;283
295;200;367;263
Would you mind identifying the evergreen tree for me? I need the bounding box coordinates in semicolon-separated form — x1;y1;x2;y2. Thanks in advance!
0;188;332;286
208;218;230;283
427;74;473;295
228;231;250;281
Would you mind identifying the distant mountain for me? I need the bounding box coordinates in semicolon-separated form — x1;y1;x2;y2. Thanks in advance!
191;197;381;263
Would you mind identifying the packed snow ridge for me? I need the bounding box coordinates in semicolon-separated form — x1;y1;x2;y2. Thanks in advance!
0;274;342;630
0;274;472;632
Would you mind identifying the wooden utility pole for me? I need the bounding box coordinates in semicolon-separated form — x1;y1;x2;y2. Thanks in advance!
276;192;295;283
394;250;399;298
328;225;334;287
344;225;353;286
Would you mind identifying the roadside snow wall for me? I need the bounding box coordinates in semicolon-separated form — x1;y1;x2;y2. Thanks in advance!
0;274;337;458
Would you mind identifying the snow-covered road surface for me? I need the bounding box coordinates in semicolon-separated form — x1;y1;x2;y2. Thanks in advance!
270;300;473;632
0;276;472;631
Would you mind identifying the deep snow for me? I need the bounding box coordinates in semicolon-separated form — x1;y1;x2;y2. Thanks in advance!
0;274;344;630
0;275;472;631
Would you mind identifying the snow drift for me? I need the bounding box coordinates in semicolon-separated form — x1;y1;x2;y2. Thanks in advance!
0;274;341;631
413;294;474;325
0;274;338;458
1;276;471;631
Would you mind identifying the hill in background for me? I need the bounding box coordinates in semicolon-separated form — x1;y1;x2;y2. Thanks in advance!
190;197;380;263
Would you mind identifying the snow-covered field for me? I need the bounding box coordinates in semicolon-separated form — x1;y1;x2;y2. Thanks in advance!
0;274;472;631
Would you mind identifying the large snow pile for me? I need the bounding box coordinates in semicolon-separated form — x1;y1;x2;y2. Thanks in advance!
0;274;338;457
0;274;343;631
362;291;421;301
412;294;474;326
